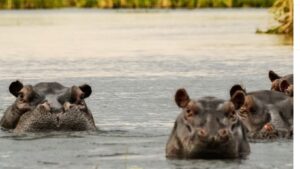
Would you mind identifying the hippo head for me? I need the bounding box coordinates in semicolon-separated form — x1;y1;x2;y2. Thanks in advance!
166;88;249;159
269;70;293;97
230;85;271;133
1;80;95;131
9;80;92;114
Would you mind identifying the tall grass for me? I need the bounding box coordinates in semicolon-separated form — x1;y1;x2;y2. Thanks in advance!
257;0;293;35
270;0;293;34
0;0;275;9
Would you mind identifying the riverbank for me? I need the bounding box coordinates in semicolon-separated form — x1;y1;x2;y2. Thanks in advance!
0;0;275;9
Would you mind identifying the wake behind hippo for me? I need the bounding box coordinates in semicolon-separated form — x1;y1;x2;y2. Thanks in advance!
166;88;250;159
0;81;96;133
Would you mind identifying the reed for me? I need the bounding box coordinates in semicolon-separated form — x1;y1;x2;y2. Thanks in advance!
270;0;293;34
0;0;275;9
257;0;293;35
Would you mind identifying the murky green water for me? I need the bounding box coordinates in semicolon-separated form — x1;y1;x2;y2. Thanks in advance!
0;9;293;169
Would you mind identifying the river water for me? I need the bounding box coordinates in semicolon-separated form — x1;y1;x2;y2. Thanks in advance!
0;9;293;169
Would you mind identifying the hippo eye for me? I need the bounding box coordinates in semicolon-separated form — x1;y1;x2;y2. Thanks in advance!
18;92;24;100
80;94;85;100
186;109;193;117
250;107;256;113
224;111;229;117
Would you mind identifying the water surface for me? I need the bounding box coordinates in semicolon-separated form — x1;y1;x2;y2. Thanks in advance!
0;9;293;169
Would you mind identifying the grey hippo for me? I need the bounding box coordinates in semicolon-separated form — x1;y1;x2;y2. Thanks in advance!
166;88;250;159
230;84;293;140
0;81;96;133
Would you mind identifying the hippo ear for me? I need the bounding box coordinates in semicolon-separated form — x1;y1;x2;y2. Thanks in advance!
269;70;281;82
9;80;23;97
79;84;92;98
230;84;246;97
175;88;190;108
279;80;290;92
286;85;293;97
230;90;245;109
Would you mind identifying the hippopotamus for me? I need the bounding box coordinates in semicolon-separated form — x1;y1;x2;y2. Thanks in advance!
166;88;250;159
230;84;293;140
0;81;96;133
269;70;293;97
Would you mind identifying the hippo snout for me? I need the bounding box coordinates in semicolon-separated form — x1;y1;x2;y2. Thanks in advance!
217;128;230;142
206;130;230;144
195;128;231;145
36;100;63;113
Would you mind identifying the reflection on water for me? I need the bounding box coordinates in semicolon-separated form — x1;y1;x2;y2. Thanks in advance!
0;9;293;169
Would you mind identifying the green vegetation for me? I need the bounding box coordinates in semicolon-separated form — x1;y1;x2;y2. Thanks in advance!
257;0;293;35
0;0;275;9
269;0;293;34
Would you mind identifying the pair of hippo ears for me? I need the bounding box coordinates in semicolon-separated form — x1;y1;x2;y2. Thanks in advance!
9;80;92;98
175;86;246;110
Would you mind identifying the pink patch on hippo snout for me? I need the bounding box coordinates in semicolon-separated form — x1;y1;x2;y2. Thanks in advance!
263;123;274;132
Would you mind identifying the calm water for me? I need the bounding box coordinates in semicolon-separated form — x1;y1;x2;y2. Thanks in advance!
0;9;293;169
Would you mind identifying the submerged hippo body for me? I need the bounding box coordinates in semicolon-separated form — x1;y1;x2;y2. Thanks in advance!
269;70;293;97
0;81;96;133
230;85;293;139
166;88;250;159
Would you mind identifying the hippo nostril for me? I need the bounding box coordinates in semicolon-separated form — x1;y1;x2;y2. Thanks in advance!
218;129;228;137
197;128;207;138
38;101;50;112
217;129;230;142
263;123;274;132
